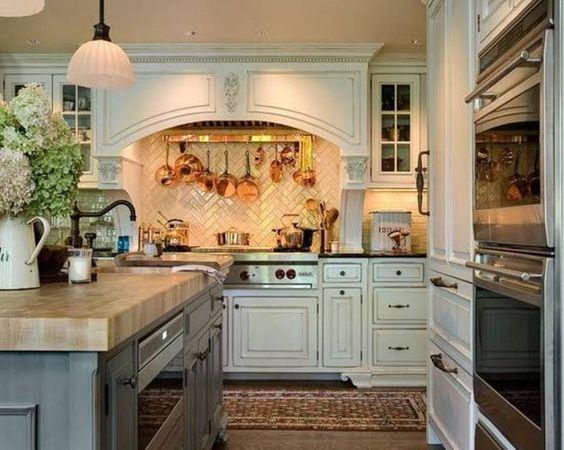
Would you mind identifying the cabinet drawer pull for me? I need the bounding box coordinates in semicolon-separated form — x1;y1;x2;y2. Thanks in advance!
396;270;402;276
122;377;137;388
214;295;224;302
340;270;346;276
430;353;458;374
339;290;345;295
234;304;240;309
388;304;410;309
213;323;223;330
430;277;458;290
197;349;209;361
388;346;410;351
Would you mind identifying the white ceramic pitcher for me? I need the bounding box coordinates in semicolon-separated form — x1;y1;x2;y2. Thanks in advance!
0;215;51;290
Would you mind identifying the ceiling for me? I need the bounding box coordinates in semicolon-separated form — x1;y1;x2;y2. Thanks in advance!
0;0;426;54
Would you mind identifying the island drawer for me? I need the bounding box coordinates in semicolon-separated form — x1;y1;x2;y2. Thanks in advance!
186;292;212;339
139;313;184;369
323;263;363;283
372;263;424;284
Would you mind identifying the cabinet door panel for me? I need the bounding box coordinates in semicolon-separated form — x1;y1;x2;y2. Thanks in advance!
428;341;473;450
428;1;448;264
105;345;136;450
209;315;223;426
323;288;361;367
233;297;317;367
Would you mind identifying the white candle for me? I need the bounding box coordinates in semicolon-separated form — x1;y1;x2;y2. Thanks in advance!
68;256;91;283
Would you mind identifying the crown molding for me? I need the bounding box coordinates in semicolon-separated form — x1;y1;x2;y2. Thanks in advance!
370;52;426;67
0;43;384;67
122;43;384;64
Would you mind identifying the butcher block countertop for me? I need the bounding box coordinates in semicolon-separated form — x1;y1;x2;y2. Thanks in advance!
0;270;225;352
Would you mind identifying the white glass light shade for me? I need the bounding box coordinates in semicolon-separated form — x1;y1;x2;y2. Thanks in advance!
0;0;45;17
67;39;135;89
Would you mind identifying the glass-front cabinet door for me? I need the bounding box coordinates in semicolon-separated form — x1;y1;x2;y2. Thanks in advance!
53;75;97;187
371;74;421;187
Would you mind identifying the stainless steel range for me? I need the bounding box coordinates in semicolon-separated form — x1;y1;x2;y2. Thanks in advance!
222;253;318;289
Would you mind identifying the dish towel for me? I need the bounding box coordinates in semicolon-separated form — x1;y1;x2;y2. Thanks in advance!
171;264;227;284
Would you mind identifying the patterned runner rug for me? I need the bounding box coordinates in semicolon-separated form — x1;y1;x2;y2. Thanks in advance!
223;386;427;432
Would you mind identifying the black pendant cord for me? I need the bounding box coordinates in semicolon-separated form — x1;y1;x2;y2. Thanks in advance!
92;0;111;42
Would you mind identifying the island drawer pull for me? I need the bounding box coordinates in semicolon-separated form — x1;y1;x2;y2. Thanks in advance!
388;304;410;309
430;353;458;374
122;376;137;388
388;346;410;351
213;323;223;330
197;349;209;361
430;277;458;290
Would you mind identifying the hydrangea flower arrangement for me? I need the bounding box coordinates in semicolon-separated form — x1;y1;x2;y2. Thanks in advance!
0;84;83;218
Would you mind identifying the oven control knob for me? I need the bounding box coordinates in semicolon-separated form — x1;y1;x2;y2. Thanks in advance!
275;269;285;280
240;271;250;281
286;269;296;280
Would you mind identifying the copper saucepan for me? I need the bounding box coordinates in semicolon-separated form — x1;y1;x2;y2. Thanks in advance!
174;141;203;183
197;148;216;193
215;150;238;198
237;150;260;203
154;139;178;187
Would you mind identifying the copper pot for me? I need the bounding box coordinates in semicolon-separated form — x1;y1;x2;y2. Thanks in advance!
216;228;251;246
174;149;203;183
155;139;178;187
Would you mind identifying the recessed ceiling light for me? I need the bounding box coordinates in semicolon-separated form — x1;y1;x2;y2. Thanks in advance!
25;39;40;46
185;30;197;37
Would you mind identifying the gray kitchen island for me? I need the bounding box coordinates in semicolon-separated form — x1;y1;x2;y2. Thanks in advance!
0;259;232;450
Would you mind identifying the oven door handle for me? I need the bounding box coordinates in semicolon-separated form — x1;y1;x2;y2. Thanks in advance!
465;261;543;281
465;51;541;103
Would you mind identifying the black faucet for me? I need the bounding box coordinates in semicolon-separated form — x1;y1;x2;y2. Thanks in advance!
69;200;137;248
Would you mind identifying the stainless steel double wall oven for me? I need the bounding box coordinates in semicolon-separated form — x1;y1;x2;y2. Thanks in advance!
466;1;558;449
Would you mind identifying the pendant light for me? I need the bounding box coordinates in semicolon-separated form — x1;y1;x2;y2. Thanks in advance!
0;0;45;17
67;0;134;89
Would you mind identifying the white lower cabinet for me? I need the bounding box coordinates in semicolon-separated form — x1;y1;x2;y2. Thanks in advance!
428;340;474;450
372;329;427;364
323;288;362;367
232;296;318;367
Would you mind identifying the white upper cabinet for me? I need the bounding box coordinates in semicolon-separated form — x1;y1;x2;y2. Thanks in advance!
477;0;537;51
371;74;422;187
52;76;97;187
427;0;474;282
3;74;53;105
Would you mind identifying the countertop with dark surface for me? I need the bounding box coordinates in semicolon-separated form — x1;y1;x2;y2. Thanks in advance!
319;252;427;258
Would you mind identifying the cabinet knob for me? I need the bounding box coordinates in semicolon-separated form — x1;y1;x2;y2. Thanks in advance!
197;349;209;361
234;304;240;310
340;271;346;276
396;270;402;276
339;290;345;295
122;377;137;388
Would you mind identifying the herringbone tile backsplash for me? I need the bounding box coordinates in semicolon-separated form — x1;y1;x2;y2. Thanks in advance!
139;134;341;248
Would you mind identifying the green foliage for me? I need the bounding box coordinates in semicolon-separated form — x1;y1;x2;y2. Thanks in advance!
0;84;83;218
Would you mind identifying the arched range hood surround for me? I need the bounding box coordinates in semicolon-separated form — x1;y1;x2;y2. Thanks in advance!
95;43;382;252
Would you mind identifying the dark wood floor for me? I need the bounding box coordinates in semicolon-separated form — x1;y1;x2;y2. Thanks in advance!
214;430;443;450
